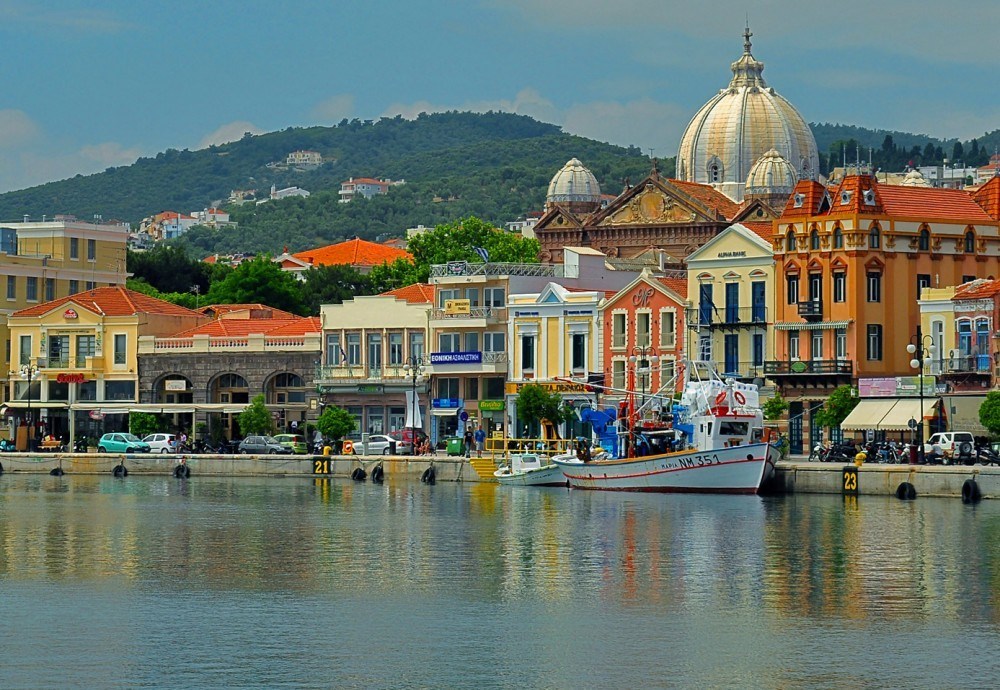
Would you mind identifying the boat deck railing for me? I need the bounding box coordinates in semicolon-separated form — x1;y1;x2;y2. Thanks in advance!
485;436;574;459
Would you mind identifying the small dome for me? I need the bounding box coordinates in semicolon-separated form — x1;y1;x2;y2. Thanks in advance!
901;169;931;187
745;149;798;196
547;158;601;204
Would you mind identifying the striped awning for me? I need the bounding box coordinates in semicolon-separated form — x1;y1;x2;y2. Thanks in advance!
774;320;853;330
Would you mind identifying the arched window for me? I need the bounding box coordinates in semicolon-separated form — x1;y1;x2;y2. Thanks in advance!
918;228;930;251
810;229;820;250
868;225;881;249
833;227;843;249
785;230;796;252
965;230;975;253
707;157;723;184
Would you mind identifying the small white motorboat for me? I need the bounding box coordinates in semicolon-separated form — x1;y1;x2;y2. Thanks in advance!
493;453;567;487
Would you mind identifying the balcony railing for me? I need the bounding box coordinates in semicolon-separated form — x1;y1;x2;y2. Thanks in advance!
764;359;853;376
942;355;992;374
796;301;823;320
138;333;322;354
686;306;767;329
431;306;507;321
315;365;414;382
716;362;769;380
483;351;508;364
430;261;562;278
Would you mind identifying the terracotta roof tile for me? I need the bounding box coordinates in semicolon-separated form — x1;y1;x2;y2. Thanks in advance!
13;286;203;319
779;180;829;218
656;276;688;299
972;176;1000;220
740;221;775;243
292;238;412;267
168;317;318;338
198;304;299;319
953;278;1000;300
669;179;741;220
379;283;434;304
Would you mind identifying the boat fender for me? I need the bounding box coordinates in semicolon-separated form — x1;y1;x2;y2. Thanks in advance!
715;391;727;405
113;464;128;478
734;391;747;405
173;464;190;479
421;466;436;484
350;467;366;481
962;478;981;504
49;467;64;477
895;482;916;500
371;465;384;483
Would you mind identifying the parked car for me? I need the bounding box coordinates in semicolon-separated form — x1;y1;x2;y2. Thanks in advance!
142;433;177;453
344;434;396;455
97;433;151;454
238;435;293;455
274;433;308;454
925;432;976;457
388;428;428;454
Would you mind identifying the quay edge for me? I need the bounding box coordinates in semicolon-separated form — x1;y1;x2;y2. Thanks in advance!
772;461;999;499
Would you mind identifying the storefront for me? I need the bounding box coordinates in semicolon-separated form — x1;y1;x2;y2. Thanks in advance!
430;397;460;446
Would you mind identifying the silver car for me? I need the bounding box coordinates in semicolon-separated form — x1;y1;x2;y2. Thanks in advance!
142;433;177;453
353;434;395;455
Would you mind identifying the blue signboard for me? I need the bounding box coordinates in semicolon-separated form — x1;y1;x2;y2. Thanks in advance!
430;351;483;365
432;398;461;409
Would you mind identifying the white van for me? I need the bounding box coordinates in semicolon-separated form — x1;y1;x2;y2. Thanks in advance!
925;432;975;457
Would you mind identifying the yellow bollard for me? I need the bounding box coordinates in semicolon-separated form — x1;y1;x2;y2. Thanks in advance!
854;451;865;467
323;445;332;456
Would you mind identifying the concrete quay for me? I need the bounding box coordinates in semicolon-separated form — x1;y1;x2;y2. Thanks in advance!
773;461;998;499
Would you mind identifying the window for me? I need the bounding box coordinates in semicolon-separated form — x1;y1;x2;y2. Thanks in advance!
833;227;843;249
788;330;800;360
866;272;881;303
786;275;799;304
347;333;361;365
835;328;848;360
45;278;55;302
660;311;676;348
76;335;96;367
87;239;96;261
367;333;382;372
918;229;930;251
6;275;14;300
810;229;820;250
484;377;504;398
484;288;505;308
809;274;822;302
699;283;714;325
613;360;626;389
751;282;765;322
26;276;37;301
437;288;458;308
916;274;931;298
69;280;79;295
636;312;650;347
699;335;712;361
785;231;796;252
811;331;824;361
752;333;764;367
438;332;461;353
86;281;96;291
388;333;403;365
962;275;976;284
833;272;846;303
465;377;479;401
725;282;739;322
409;332;424;360
958;320;972;356
436;377;459;400
965;231;975;253
869;226;881;249
867;324;883;361
464;288;479;306
326;334;341;365
70;237;79;259
19;335;31;366
521;335;535;371
571;333;586;371
105;380;135;401
484;332;505;352
113;333;127;365
976;318;990;355
612;313;626;348
464;332;479;352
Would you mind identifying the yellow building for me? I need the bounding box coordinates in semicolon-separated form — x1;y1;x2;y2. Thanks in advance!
505;282;606;438
6;287;205;447
1;218;130;403
684;222;775;382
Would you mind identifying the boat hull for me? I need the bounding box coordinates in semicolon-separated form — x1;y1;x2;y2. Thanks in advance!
553;443;778;494
494;463;567;487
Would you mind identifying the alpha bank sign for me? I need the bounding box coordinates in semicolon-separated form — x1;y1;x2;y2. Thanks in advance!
430;351;482;365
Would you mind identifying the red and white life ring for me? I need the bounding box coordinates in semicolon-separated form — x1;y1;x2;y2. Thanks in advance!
734;391;747;405
715;391;727;405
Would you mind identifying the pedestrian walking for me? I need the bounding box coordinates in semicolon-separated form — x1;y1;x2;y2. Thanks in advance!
474;425;486;458
463;428;474;458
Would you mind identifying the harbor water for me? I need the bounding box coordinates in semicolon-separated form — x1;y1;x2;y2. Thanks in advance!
2;474;1000;688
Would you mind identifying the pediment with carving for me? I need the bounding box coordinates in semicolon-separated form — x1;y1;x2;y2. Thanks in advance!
599;186;700;226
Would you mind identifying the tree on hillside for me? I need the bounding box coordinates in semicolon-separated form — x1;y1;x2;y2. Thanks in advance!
127;245;214;295
238;394;274;436
299;264;376;314
205;256;306;315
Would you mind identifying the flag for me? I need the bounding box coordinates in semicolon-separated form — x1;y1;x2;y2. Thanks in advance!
474;246;489;263
340;346;349;363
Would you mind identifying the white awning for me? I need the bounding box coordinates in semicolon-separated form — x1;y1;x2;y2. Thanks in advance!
430;408;458;417
840;399;896;431
879;399;937;431
3;401;69;409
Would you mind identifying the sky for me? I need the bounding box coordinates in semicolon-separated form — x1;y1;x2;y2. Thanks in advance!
0;0;996;193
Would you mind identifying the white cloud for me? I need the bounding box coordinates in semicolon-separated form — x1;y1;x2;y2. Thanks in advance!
310;94;355;123
197;121;266;149
0;109;41;149
77;142;143;167
0;1;131;33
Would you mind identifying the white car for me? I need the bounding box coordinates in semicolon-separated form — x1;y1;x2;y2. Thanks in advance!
142;433;177;453
352;434;395;455
925;432;975;456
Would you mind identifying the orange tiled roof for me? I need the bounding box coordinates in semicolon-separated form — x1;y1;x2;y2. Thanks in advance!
168;317;316;338
669;179;742;220
343;178;389;186
380;283;434;304
203;255;217;263
13;286;203;319
779;180;829;218
972;176;1000;220
292;238;412;267
953;278;1000;300
656;276;688;299
740;221;775;243
875;184;993;221
198;304;299;319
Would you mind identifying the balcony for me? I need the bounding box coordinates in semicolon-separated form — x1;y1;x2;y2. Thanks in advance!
764;359;853;377
942;355;992;375
796;300;823;322
716;362;769;381
686;306;767;330
315;364;433;391
430;306;506;326
430;261;562;278
138;333;322;355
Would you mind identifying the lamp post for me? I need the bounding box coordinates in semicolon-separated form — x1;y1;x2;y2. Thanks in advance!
403;355;425;456
20;363;38;450
628;345;660;414
906;325;936;464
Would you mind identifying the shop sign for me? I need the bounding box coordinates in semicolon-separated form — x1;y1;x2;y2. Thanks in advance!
164;379;187;391
858;376;936;398
357;384;384;394
56;373;86;384
63;308;78;319
430;351;482;365
717;251;747;258
504;381;587;395
446;261;468;275
478;400;505;411
88;410;104;420
432;398;460;409
444;299;471;315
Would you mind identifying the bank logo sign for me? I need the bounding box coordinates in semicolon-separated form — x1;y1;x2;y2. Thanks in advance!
430;351;482;365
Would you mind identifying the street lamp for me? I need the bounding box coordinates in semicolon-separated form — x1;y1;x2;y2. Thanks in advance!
403;355;425;456
906;325;936;464
20;363;38;450
628;346;660;413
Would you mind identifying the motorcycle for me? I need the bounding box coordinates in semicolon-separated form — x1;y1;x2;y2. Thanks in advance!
976;445;1000;466
73;436;89;453
808;442;827;462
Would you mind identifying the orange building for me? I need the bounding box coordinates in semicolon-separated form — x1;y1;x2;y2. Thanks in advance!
770;175;1000;452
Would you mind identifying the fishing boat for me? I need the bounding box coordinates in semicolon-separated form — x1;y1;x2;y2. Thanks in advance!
552;363;778;494
493;453;567;487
